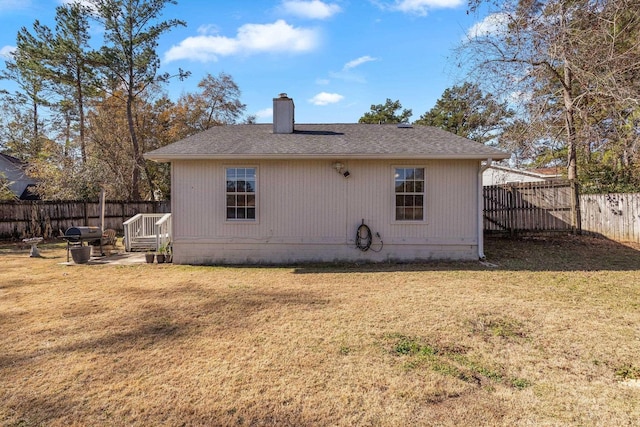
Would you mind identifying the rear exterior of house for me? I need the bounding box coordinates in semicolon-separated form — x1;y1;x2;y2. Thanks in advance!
146;95;509;264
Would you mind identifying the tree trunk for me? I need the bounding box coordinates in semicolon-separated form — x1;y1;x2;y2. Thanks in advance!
76;67;86;164
126;93;142;200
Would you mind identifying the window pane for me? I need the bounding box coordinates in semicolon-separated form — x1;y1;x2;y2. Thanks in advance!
226;169;236;179
414;207;424;220
396;207;404;221
237;195;246;207
395;181;404;193
246;179;255;193
395;168;405;180
226;180;235;192
246;168;256;179
415;181;424;193
227;207;235;219
405;181;415;192
247;208;256;219
414;168;424;179
247;194;255;206
415;195;423;207
226;195;235;207
237;209;246;219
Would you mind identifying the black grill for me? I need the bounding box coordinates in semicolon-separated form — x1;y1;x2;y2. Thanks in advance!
63;226;104;263
64;226;103;244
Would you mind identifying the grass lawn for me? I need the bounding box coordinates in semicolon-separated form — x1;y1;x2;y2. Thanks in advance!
1;235;640;426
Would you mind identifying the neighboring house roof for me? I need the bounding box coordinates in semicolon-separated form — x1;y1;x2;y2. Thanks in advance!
145;123;510;162
19;184;40;200
0;153;39;200
483;164;563;186
530;167;564;178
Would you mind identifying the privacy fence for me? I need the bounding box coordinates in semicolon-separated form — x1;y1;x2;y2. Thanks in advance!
0;200;170;240
483;180;578;235
484;180;640;244
580;193;640;243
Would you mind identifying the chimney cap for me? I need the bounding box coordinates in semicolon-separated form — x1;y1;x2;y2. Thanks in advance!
278;93;289;99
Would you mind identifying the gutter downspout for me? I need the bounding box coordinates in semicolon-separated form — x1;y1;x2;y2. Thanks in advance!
478;159;492;260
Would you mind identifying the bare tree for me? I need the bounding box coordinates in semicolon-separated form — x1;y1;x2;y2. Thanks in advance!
460;0;640;182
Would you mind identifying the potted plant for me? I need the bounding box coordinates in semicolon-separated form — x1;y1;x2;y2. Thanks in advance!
156;243;167;264
145;251;155;264
165;243;172;263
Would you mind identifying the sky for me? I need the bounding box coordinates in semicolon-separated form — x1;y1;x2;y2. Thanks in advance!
0;0;493;124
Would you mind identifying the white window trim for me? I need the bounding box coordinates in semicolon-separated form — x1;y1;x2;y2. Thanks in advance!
391;165;427;224
224;165;259;223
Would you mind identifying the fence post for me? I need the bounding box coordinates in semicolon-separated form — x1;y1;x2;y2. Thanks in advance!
507;186;515;237
570;180;582;234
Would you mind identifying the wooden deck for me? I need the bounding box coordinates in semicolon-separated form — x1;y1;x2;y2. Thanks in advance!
123;213;172;252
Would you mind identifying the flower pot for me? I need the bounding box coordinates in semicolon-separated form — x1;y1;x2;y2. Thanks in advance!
70;245;92;264
156;254;166;264
145;253;155;263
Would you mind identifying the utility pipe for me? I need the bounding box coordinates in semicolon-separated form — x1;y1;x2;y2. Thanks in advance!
478;159;492;260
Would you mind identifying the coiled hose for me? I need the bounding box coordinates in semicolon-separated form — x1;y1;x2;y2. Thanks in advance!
355;221;383;252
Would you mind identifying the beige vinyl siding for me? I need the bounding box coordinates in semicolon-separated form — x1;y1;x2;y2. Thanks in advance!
171;158;479;263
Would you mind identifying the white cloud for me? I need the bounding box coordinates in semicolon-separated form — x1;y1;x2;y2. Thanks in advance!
197;24;220;35
59;0;98;12
281;0;342;19
343;55;378;71
255;108;273;121
466;13;509;39
0;45;16;59
164;20;320;62
309;92;344;106
381;0;463;15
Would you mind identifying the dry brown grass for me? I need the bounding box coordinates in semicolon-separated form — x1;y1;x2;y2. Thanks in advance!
2;235;640;426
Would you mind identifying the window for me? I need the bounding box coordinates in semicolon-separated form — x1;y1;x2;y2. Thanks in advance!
226;167;256;220
395;167;425;221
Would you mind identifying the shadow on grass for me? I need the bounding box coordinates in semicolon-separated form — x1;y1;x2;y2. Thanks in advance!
2;235;638;273
290;234;640;273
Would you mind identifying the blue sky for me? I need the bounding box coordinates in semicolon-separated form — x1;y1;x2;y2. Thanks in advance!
0;0;491;124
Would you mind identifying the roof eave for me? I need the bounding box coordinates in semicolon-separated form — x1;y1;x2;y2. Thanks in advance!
145;152;510;162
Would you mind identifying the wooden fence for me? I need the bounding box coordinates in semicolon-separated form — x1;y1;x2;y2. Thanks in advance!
483;180;577;235
580;193;640;243
4;189;640;244
0;200;170;240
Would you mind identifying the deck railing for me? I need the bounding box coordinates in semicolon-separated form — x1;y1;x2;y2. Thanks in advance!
123;213;170;251
155;213;172;252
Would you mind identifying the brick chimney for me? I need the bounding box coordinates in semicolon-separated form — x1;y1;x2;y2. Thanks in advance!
273;93;294;134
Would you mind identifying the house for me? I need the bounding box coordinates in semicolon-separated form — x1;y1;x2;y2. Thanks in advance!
0;153;39;200
483;164;563;186
145;94;509;264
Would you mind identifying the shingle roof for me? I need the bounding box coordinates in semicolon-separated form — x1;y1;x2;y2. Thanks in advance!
145;123;510;161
